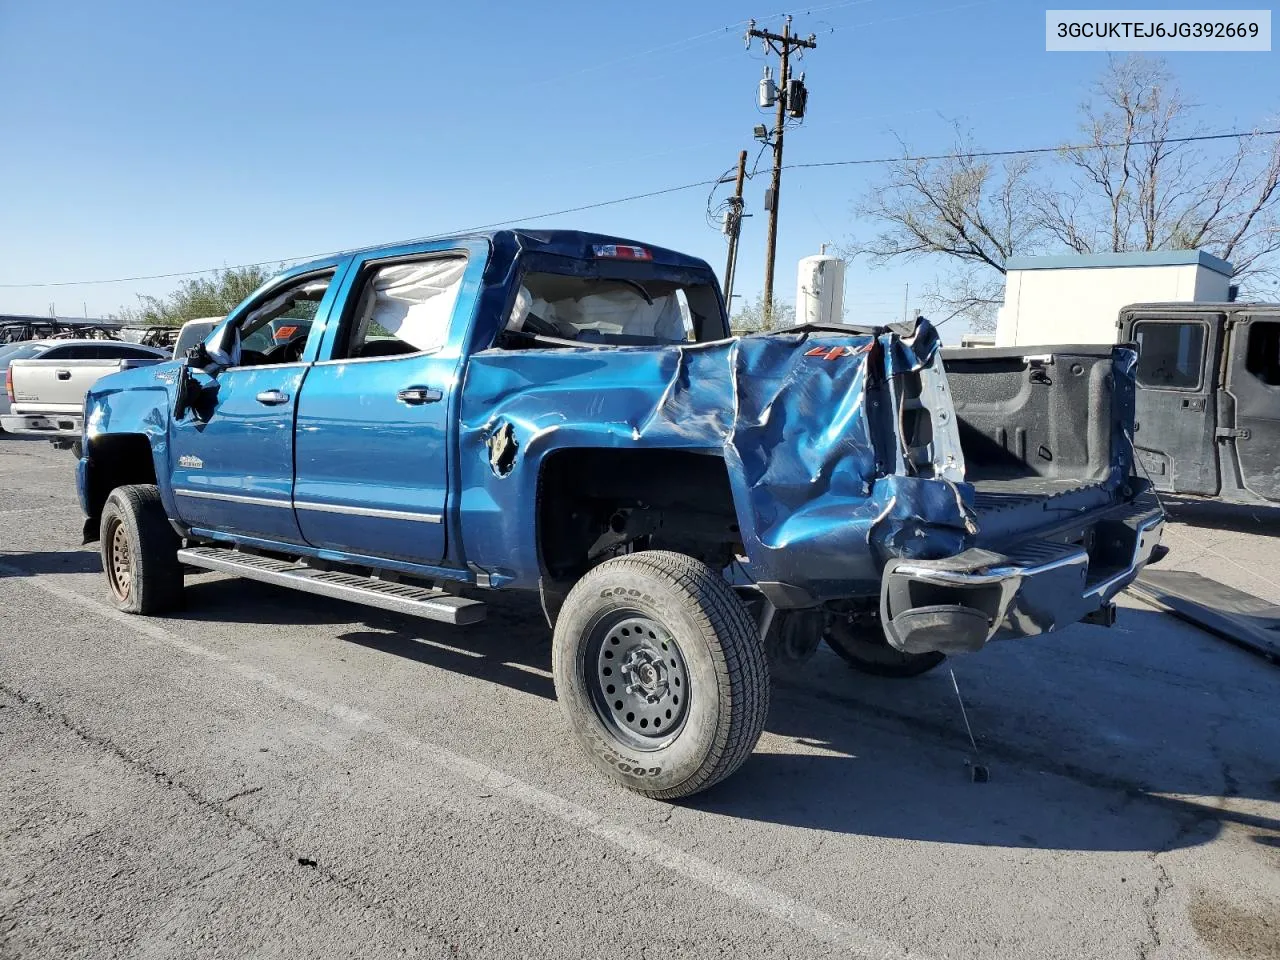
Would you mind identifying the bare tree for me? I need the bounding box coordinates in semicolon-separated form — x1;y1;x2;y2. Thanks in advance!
846;56;1280;329
1045;57;1280;282
842;126;1042;330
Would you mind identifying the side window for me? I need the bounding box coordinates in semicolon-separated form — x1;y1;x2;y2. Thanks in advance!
1134;321;1205;389
94;344;159;360
231;273;333;367
1245;321;1280;386
39;346;71;360
338;258;467;360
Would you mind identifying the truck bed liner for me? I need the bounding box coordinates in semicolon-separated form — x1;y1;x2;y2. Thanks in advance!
971;476;1105;503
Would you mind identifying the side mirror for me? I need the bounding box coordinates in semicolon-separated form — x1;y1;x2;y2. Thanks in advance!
173;362;195;420
185;341;211;368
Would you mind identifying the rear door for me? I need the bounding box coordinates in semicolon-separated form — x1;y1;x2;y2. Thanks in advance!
168;267;346;545
1128;313;1221;495
1223;311;1280;502
292;242;484;566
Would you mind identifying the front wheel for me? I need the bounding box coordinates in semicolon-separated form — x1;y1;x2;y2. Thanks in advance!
99;485;183;614
552;551;769;799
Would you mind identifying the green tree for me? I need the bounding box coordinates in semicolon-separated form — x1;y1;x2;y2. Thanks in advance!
111;265;276;326
731;293;797;332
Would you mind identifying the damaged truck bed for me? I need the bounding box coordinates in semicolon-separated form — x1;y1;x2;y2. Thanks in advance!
74;229;1164;798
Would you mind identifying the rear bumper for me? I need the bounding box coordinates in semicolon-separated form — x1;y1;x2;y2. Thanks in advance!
0;413;82;438
880;494;1164;655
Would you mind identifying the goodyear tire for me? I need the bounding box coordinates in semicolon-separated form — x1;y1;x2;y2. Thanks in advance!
552;551;769;799
99;485;183;615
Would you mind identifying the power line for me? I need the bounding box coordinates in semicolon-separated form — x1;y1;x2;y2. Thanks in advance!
782;128;1280;172
4;126;1277;290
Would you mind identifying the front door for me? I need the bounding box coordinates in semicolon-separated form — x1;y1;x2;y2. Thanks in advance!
1224;313;1280;502
169;267;345;544
293;246;480;565
1129;315;1221;496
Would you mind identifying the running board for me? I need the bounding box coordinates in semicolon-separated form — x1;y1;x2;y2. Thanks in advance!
177;546;487;625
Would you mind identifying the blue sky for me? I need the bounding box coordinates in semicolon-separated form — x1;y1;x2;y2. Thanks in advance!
0;0;1275;337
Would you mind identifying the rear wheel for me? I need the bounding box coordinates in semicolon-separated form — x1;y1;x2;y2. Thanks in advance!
100;485;183;614
552;551;769;799
824;608;946;678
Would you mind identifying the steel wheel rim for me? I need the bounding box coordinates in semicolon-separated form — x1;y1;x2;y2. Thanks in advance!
584;612;689;752
106;518;132;601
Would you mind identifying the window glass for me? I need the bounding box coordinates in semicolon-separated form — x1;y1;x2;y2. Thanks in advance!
93;344;162;360
0;343;49;364
231;274;332;366
1134;321;1205;389
506;273;704;345
341;258;467;360
174;320;220;358
1245;321;1280;386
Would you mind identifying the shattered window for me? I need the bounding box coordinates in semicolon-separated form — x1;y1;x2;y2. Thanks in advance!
1134;321;1205;390
506;273;706;345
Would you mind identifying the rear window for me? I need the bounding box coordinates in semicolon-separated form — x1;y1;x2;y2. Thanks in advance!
174;321;219;358
0;343;49;365
505;273;721;345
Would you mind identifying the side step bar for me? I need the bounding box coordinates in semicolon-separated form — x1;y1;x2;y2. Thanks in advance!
177;546;487;626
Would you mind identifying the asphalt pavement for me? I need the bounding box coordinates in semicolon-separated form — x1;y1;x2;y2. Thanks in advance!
2;436;1278;960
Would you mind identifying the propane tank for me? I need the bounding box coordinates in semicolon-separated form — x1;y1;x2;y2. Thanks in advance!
796;250;846;326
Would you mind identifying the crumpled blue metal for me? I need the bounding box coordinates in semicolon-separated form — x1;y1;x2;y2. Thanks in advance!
458;316;975;597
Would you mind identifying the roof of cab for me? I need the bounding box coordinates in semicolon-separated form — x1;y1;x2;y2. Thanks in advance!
283;229;714;279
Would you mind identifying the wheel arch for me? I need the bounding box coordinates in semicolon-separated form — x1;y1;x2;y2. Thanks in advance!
80;433;166;543
535;446;743;586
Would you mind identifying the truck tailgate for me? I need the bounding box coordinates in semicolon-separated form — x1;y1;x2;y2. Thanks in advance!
10;359;155;414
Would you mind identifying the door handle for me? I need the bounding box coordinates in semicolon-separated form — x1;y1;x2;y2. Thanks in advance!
1181;397;1206;412
397;386;442;405
255;389;290;405
55;369;71;381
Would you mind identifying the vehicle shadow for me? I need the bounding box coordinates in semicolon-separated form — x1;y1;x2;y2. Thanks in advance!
177;577;557;700
0;549;102;576
169;576;1280;854
1160;494;1280;534
689;606;1280;852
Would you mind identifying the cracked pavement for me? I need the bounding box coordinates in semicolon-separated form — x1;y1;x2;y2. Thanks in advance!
1;437;1279;959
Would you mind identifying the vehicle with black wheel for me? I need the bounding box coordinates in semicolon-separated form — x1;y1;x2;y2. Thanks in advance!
74;229;1163;797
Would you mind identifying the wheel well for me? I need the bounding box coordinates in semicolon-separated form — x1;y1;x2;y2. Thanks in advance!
83;434;158;542
537;448;741;581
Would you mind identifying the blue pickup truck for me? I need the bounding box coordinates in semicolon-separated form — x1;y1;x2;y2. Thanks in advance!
77;229;1163;798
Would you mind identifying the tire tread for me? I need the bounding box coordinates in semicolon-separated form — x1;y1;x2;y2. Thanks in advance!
101;484;182;614
557;550;769;799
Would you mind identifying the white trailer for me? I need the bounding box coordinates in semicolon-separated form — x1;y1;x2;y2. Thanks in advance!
995;250;1233;347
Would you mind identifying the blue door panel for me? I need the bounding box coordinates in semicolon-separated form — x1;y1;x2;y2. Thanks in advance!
169;364;308;543
294;355;452;562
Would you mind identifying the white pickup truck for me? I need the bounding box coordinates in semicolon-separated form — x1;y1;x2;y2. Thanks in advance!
2;339;169;442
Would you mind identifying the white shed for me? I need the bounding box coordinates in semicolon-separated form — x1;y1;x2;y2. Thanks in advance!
994;250;1233;347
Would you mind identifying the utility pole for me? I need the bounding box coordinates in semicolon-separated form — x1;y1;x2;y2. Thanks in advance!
747;16;816;327
722;149;748;310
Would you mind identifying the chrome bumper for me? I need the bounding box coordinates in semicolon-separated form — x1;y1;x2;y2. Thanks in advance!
880;495;1164;655
0;413;82;438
